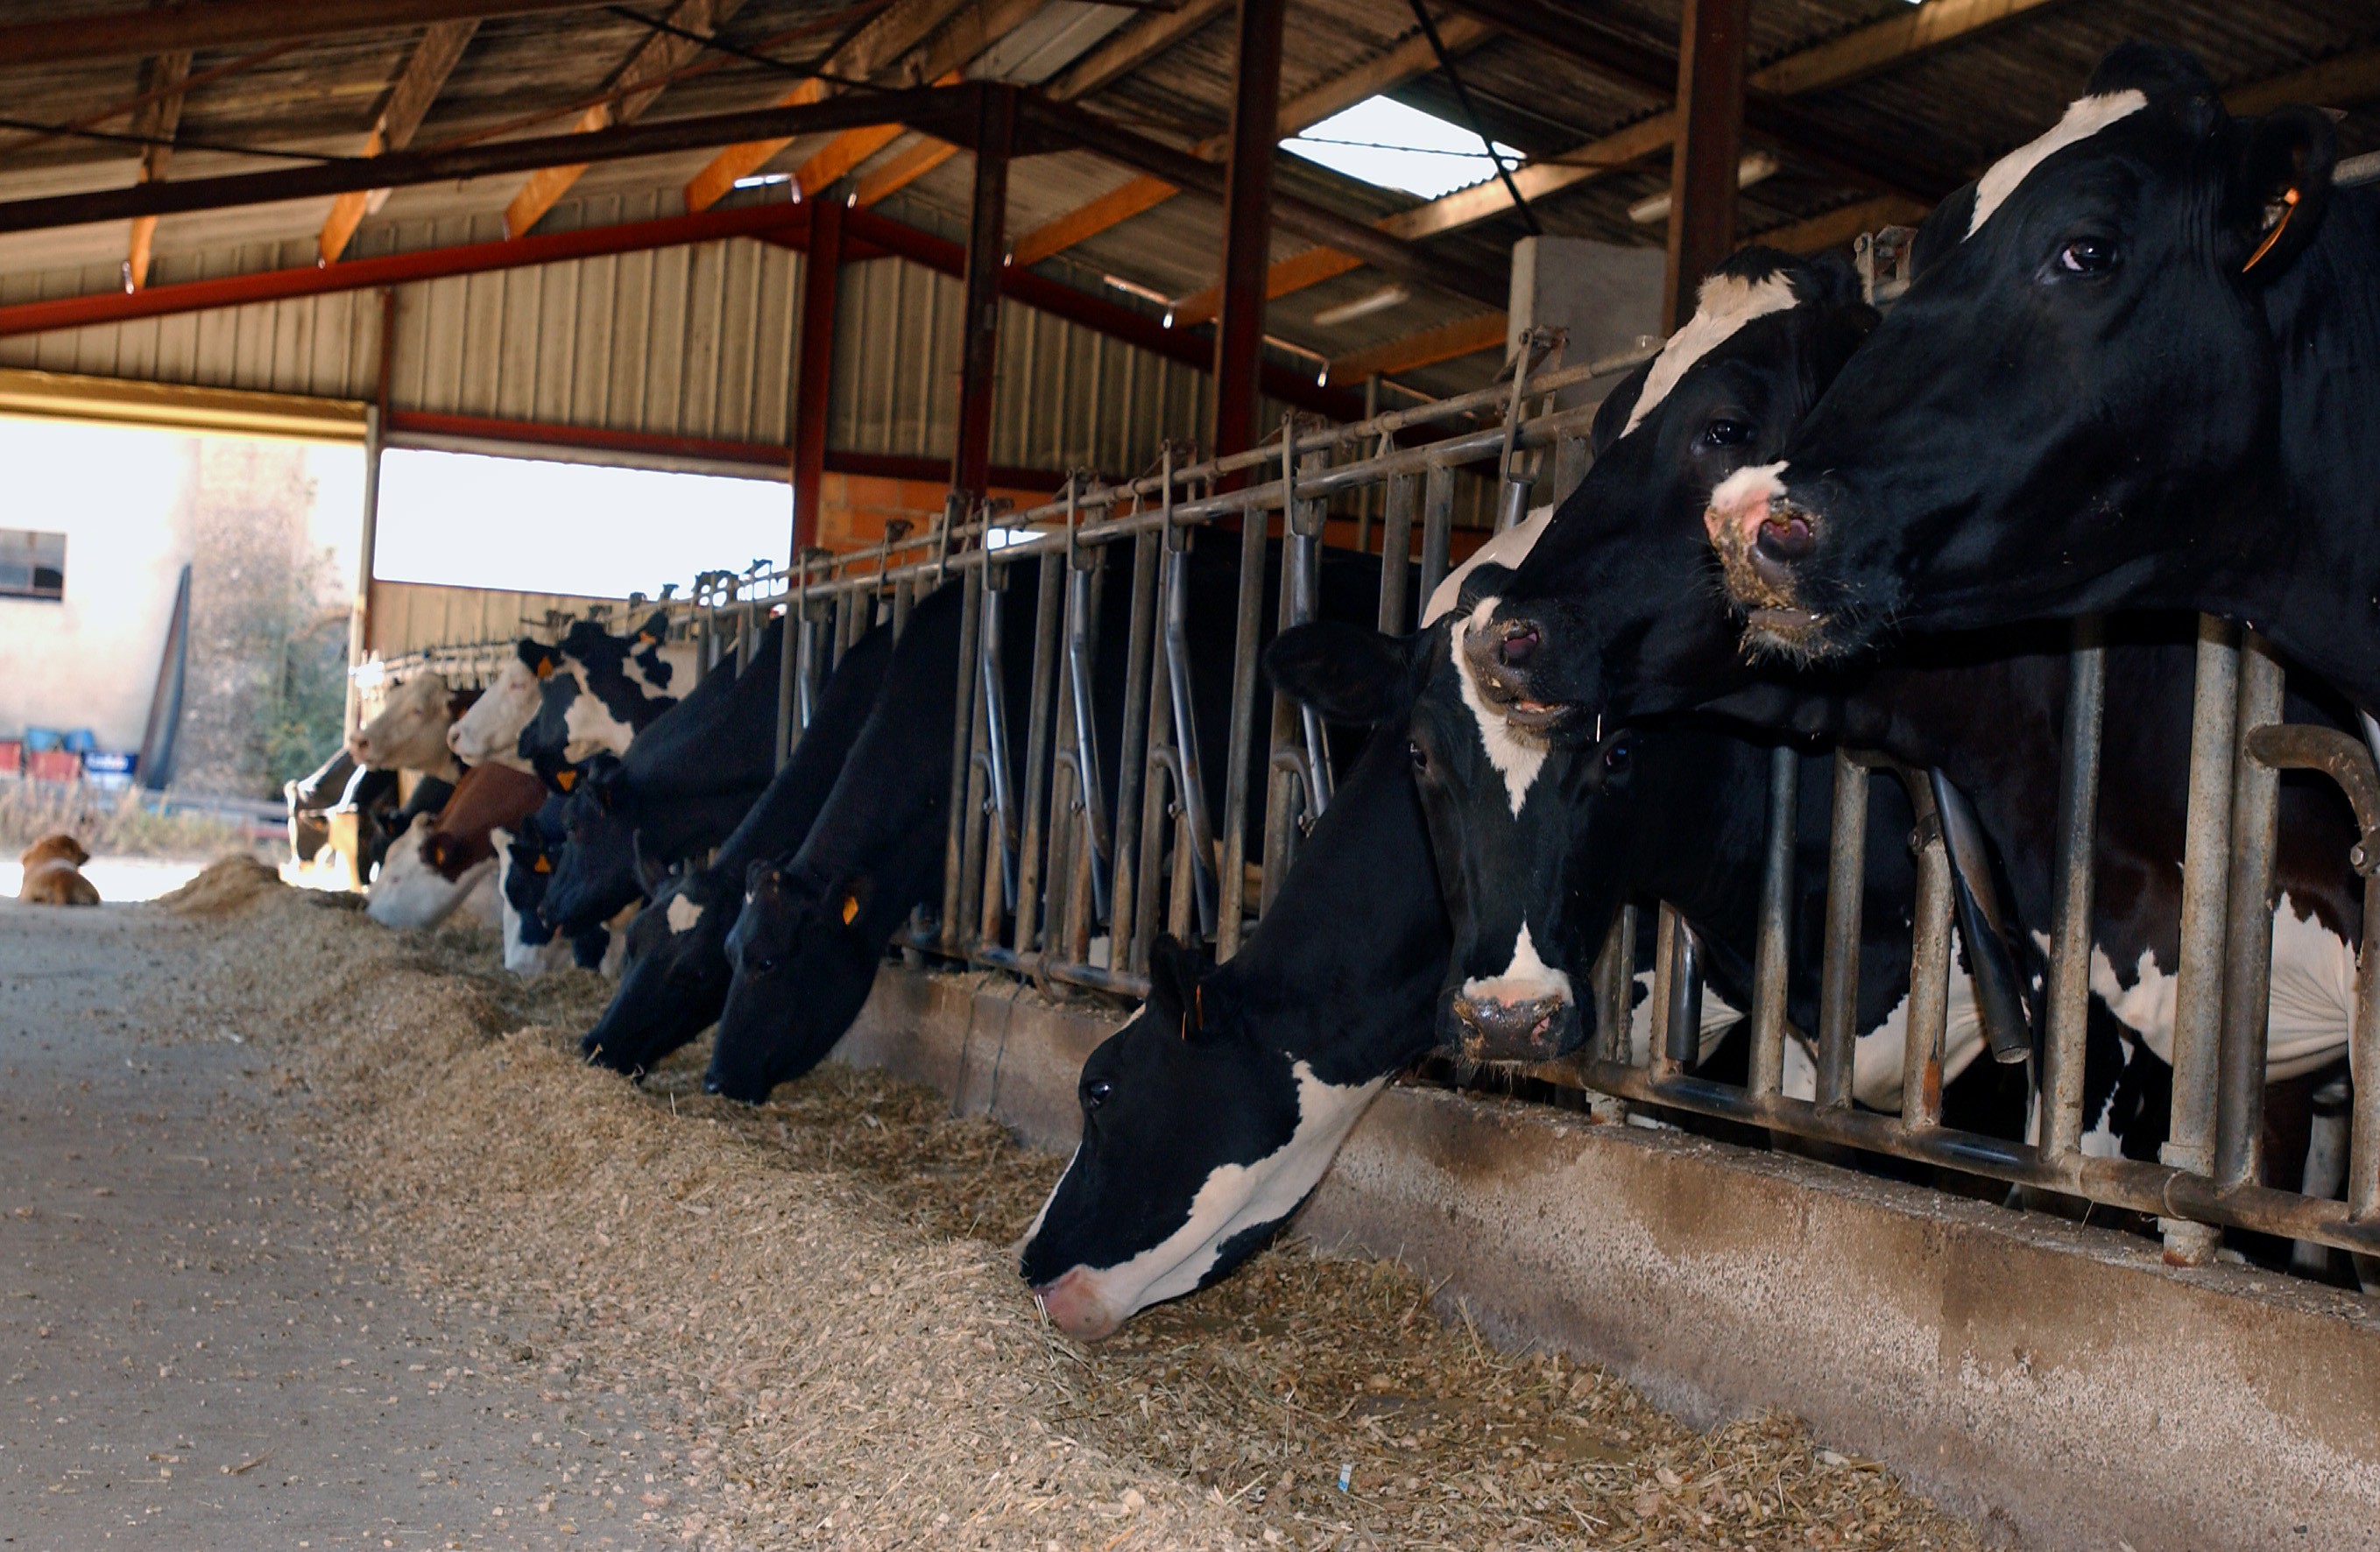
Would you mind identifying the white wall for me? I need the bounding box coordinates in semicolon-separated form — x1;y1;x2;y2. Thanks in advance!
0;420;194;751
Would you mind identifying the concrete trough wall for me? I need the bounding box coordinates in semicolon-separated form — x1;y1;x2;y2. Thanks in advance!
832;963;2380;1551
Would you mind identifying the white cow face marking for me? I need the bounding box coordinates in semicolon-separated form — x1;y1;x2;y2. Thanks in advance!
1458;922;1573;1014
1621;272;1799;438
1423;504;1554;628
1034;1062;1384;1340
1451;596;1549;817
366;814;493;929
1967;90;2148;238
665;894;705;935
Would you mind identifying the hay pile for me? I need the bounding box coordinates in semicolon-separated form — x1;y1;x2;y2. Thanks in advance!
154;853;282;915
149;862;1988;1550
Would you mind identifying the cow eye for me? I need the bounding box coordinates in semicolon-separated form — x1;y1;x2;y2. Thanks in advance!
1084;1078;1112;1111
1408;740;1428;771
1603;741;1631;773
1701;417;1754;448
2058;238;2115;276
745;952;780;975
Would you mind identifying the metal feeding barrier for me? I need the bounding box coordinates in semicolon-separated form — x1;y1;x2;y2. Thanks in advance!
357;259;2379;1276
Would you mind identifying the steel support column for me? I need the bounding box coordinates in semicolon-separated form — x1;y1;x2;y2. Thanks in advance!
343;287;397;737
952;86;1016;506
1661;0;1750;330
791;194;840;554
1208;0;1288;465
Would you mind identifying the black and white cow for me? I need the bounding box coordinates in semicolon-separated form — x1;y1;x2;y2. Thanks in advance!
703;541;1395;1104
577;617;896;1077
1021;732;1445;1341
1697;46;2380;719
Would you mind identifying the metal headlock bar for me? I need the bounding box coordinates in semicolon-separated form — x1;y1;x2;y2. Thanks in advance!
361;266;2380;1269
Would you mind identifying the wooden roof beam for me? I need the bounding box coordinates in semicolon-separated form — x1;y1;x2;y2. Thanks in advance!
319;18;480;263
505;0;746;236
683;0;975;212
1009;13;1495;271
1324;310;1505;384
1042;0;1232;102
0;0;607;71
125;52;191;292
851;136;957;205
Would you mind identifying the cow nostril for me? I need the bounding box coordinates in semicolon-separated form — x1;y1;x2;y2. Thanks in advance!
1496;624;1540;667
1755;512;1814;562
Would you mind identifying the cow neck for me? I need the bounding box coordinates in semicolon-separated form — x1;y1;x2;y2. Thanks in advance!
1218;740;1448;1088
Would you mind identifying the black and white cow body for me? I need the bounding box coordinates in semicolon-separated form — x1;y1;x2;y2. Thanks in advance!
1700;46;2380;718
1021;732;1446;1341
578;618;896;1077
703;540;1397;1104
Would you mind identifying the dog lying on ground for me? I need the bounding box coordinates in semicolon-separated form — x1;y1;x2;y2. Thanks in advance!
19;834;100;906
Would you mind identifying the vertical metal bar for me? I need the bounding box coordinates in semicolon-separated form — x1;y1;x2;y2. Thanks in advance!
1261;424;1314;915
1216;487;1270;959
1595;902;1639;1065
1377;472;1416;635
2039;618;2108;1160
938;558;985;953
1109;519;1161;964
344;400;384;737
2162;614;2240;1262
1012;551;1065;954
978;578;1020;912
2350;864;2380;1230
1352;373;1382;555
1416;462;1454;610
1062;489;1112;925
791;196;840;554
1901;774;1955;1130
1649;905;1680;1078
1551;432;1589;510
1494;331;1537;533
891;574;914;641
1747;744;1797;1101
1814;751;1869;1109
2216;630;2285;1190
1162;540;1218;935
830;588;851;669
773;552;802;772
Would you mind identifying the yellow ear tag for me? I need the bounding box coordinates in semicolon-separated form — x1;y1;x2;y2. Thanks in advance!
840;893;860;925
555;769;576;791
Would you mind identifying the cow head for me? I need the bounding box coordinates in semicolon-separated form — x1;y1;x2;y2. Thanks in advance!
540;757;645;934
1270;617;1709;1065
703;859;886;1102
1448;247;1875;734
350;672;459;773
448;650;548;768
1706;44;2337;660
366;812;492;928
1018;935;1385;1341
580;865;742;1077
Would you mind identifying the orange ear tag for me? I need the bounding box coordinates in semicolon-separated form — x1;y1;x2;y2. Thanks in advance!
533;855;552;873
2243;186;2300;274
555;769;576;791
840;893;860;925
533;659;554;680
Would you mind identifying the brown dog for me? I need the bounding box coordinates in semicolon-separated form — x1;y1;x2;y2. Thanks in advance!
19;834;100;907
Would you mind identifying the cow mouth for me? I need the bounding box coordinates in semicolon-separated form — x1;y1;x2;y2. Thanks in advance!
1500;697;1577;734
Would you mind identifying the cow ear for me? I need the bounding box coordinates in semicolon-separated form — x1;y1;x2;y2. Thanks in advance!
1266;621;1420;726
635;610;669;645
2233;105;2335;280
632;832;671;895
1145;933;1201;1029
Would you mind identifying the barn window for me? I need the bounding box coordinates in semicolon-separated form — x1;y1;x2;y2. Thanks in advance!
1282;96;1524;201
0;527;65;601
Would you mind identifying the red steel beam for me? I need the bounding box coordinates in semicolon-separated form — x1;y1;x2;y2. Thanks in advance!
951;84;1016;504
1664;0;1751;330
1209;0;1288;465
386;408;1071;490
0;201;810;340
791;195;842;552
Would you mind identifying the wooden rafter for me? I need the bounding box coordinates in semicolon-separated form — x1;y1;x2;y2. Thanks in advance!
0;0;600;71
852;136;957;205
320;19;480;264
683;0;973;213
1749;194;1931;256
125;51;190;292
1009;13;1495;272
1042;0;1232;102
1324;310;1506;384
505;0;747;238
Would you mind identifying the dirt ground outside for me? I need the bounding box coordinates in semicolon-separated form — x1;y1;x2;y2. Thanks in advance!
3;862;1992;1549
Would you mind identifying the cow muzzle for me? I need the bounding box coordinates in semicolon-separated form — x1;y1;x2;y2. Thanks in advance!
1704;469;1832;652
1459;615;1574;732
1032;1266;1122;1341
1447;988;1581;1064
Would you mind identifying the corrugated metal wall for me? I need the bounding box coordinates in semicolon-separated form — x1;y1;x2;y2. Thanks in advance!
0;192;1292;486
366;580;631;662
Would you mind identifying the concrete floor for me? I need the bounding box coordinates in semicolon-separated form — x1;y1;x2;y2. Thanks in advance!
0;899;679;1551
